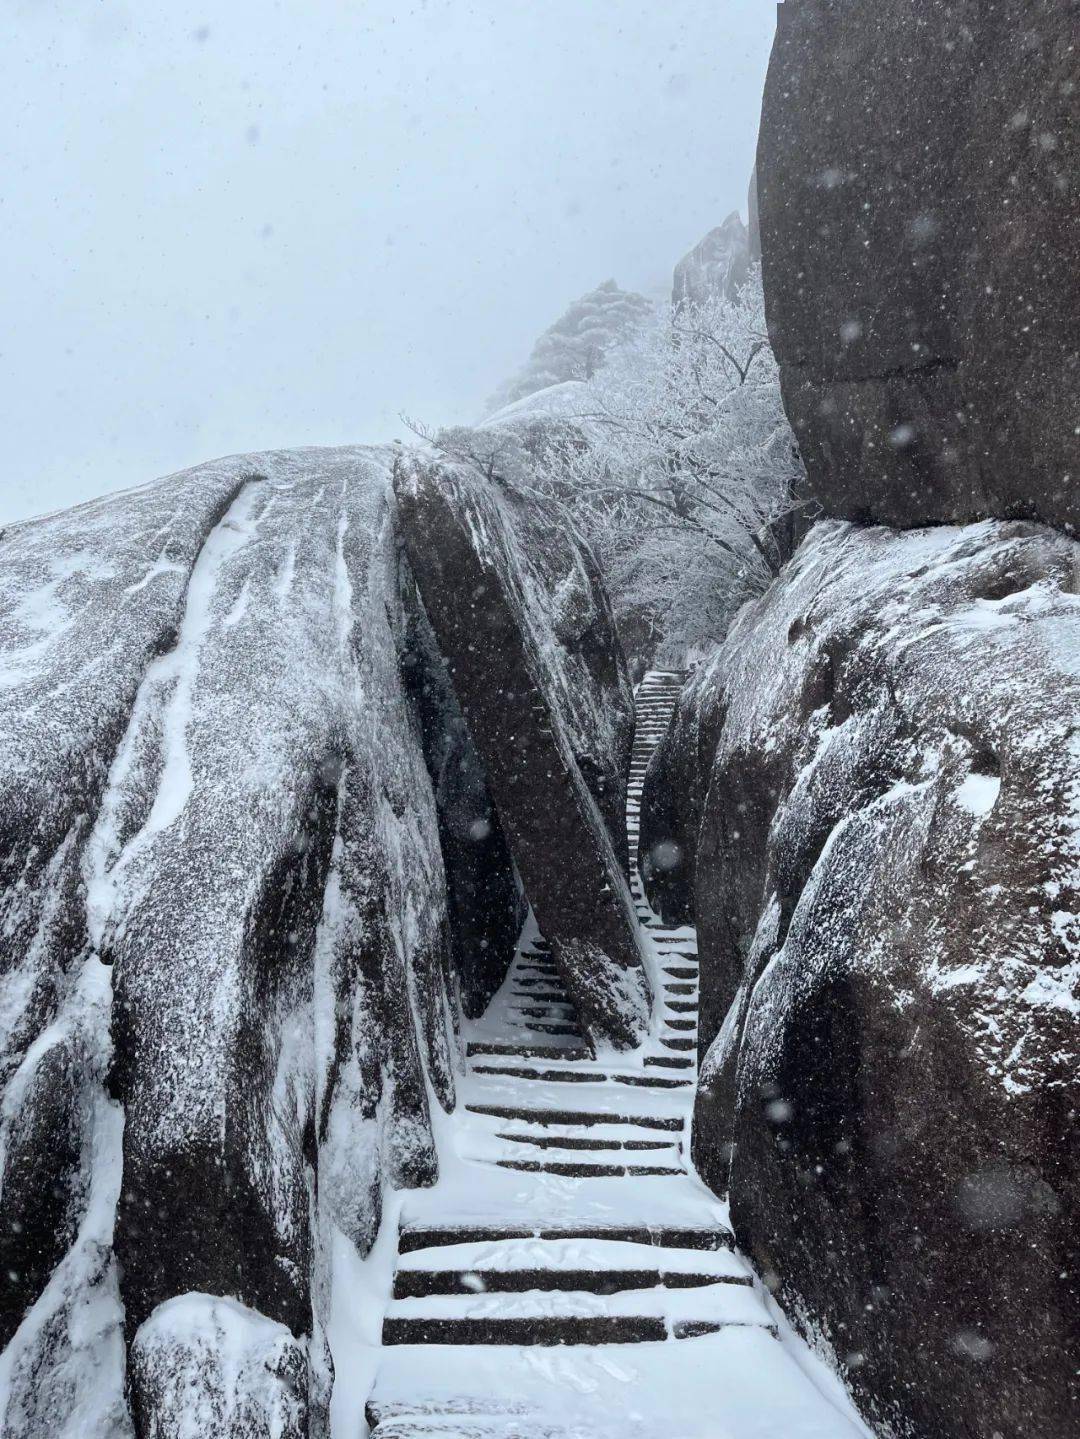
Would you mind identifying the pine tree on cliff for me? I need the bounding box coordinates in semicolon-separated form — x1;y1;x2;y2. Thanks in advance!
489;280;652;411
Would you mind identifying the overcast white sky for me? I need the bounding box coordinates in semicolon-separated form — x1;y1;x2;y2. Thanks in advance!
1;1;775;524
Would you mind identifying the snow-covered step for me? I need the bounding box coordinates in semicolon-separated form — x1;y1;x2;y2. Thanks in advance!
468;1063;692;1089
395;1237;746;1281
393;1263;747;1298
369;1326;865;1439
503;1021;582;1037
464;1103;683;1131
397;1222;732;1255
494;1156;683;1178
382;1278;774;1345
370;1415;584;1439
487;1129;676;1152
467;1042;591;1061
458;1126;683;1170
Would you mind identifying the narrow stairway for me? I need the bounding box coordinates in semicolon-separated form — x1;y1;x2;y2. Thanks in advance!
365;672;864;1439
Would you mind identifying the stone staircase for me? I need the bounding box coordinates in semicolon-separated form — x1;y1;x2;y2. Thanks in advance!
364;671;790;1439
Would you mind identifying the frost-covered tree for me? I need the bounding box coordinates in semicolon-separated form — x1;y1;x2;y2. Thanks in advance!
422;269;800;664
533;269;803;661
490;280;652;410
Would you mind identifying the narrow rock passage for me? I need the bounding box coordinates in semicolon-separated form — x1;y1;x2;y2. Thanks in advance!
366;673;866;1439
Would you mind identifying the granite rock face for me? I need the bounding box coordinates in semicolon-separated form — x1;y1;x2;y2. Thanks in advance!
672;212;751;309
758;0;1079;534
0;446;642;1434
0;450;459;1436
394;459;649;1050
643;518;1080;1439
399;572;526;1018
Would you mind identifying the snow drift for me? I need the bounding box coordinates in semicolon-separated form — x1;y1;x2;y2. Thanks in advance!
641;517;1080;1438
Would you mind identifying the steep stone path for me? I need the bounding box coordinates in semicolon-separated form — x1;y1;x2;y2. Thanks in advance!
365;673;863;1439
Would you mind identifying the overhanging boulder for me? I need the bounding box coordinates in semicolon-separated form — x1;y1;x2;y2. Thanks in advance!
758;0;1079;534
394;459;649;1050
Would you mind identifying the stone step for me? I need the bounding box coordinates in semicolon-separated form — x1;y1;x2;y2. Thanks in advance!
467;1042;591;1061
662;967;699;980
663;1019;698;1032
397;1223;732;1255
664;982;698;996
661;1037;696;1052
470;1065;606;1084
392;1267;746;1298
470;1064;691;1089
644;1055;694;1069
492;1131;674;1152
494;1158;682;1178
665;1001;698;1014
463;1104;682;1131
382;1314;668;1345
382;1289;770;1346
504;1021;582;1037
370;1416;580;1439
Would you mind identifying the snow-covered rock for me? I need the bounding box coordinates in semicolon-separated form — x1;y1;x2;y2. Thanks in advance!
642;518;1080;1437
130;1295;308;1439
1;443;644;1433
672;213;751;309
0;448;461;1435
394;458;649;1050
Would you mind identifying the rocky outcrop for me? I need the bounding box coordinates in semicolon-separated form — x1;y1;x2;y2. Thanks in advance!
672;213;751;309
758;1;1079;534
394;459;649;1050
0;444;644;1434
0;449;460;1436
399;572;526;1017
642;518;1080;1438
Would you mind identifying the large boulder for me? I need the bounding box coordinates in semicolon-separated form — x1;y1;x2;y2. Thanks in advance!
644;518;1079;1437
0;443;643;1434
758;0;1079;534
394;459;649;1050
0;448;461;1436
398;572;526;1018
88;451;457;1336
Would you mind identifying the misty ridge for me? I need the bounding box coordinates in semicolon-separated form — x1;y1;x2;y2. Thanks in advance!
0;6;1076;1439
